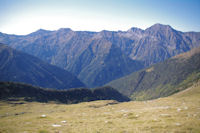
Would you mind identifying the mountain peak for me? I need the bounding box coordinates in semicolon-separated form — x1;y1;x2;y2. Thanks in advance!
35;29;50;33
146;23;173;31
99;30;112;34
96;30;114;38
29;29;51;36
128;27;144;33
152;23;171;27
144;23;176;35
58;28;72;32
37;28;47;31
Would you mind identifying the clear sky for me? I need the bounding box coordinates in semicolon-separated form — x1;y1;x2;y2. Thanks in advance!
0;0;200;35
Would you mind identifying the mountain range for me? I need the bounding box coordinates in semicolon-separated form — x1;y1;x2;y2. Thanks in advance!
0;43;85;89
107;47;200;100
1;24;200;87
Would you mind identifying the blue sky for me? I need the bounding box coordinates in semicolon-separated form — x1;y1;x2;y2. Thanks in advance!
0;0;199;35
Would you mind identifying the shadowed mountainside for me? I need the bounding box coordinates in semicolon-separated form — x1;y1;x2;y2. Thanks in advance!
0;44;85;89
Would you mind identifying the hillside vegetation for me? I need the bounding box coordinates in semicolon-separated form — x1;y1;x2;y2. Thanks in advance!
107;47;200;100
0;82;130;104
0;81;199;133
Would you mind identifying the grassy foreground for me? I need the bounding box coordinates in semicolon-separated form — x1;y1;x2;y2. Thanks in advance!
0;83;200;133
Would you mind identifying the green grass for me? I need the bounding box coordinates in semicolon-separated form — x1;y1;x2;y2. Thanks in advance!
0;83;200;133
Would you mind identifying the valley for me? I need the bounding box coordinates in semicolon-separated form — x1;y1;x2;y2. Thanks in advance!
0;24;200;133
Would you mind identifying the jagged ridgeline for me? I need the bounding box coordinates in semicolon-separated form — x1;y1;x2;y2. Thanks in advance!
1;24;200;87
0;82;130;103
107;47;200;100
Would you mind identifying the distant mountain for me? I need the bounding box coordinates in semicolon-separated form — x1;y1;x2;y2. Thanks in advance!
129;24;200;66
0;82;130;103
0;43;85;89
0;24;200;87
107;47;200;100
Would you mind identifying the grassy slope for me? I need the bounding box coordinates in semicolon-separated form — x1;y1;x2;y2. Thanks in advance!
0;82;200;133
106;47;200;100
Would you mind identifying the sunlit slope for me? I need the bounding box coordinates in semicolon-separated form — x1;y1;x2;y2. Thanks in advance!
107;47;200;100
0;82;200;133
